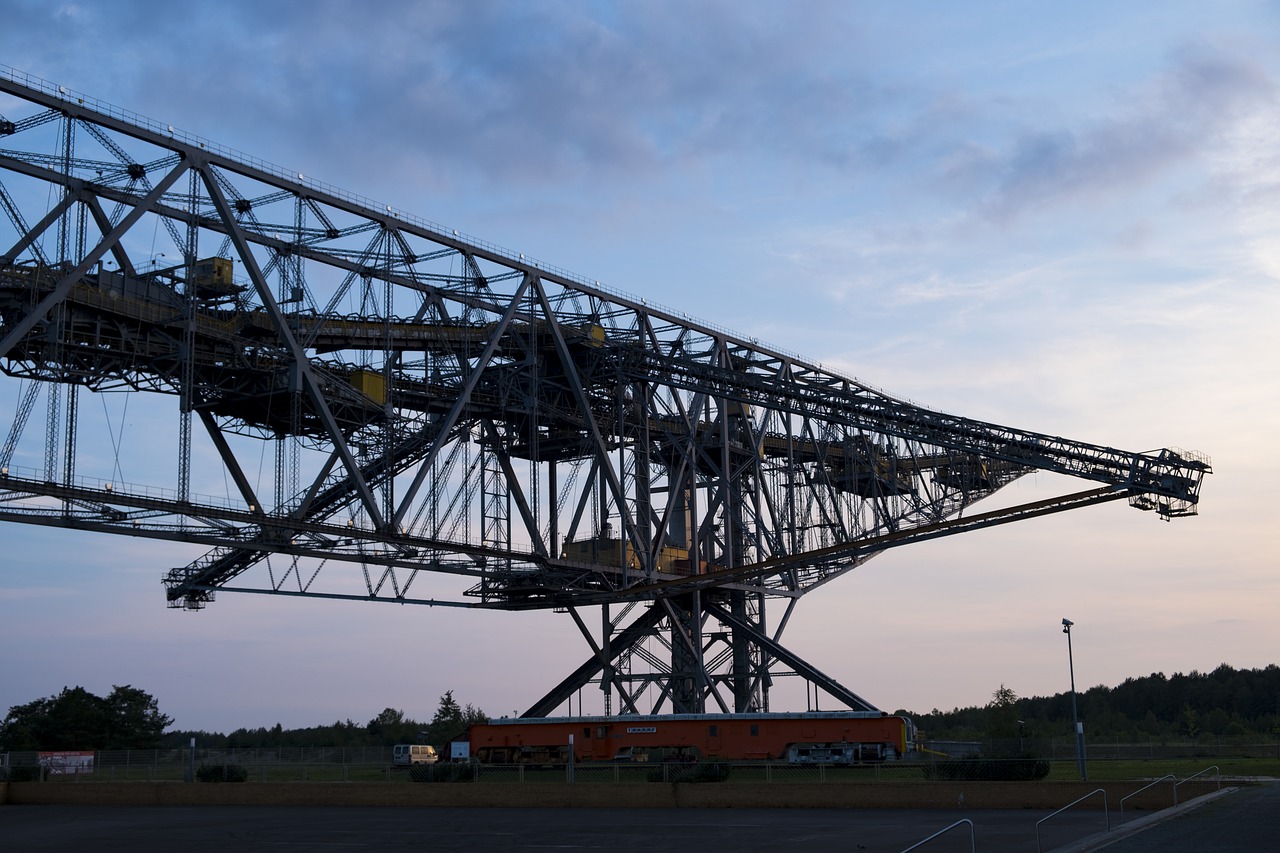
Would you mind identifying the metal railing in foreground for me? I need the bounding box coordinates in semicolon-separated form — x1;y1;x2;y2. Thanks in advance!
1119;765;1224;817
1120;774;1177;813
1174;766;1221;803
1036;788;1109;853
898;819;976;853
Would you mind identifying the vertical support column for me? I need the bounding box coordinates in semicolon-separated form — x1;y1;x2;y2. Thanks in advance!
45;343;62;484
730;589;753;712
671;451;705;713
600;603;613;717
668;594;703;714
63;384;78;490
178;169;199;503
548;460;559;559
480;435;511;569
632;378;653;580
757;592;771;711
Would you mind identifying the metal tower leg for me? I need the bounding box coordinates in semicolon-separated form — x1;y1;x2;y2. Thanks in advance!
522;603;666;718
706;599;880;713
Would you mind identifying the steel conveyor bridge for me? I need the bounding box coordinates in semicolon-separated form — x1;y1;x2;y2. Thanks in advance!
0;66;1210;717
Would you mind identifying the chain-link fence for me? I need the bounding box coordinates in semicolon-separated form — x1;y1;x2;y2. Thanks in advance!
984;736;1280;761
2;742;1272;785
3;746;403;783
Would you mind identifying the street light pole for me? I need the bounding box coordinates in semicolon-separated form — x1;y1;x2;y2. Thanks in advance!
1062;618;1087;780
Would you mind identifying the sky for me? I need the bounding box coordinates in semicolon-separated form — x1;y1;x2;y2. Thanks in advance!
1;0;1278;733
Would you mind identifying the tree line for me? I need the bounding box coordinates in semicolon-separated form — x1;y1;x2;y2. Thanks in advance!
0;687;486;752
6;663;1277;752
164;690;490;750
0;685;173;751
912;663;1280;742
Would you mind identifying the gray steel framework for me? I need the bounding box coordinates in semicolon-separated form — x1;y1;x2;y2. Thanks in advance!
0;66;1210;716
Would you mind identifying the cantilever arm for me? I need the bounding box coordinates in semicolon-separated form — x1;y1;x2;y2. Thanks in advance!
558;485;1131;604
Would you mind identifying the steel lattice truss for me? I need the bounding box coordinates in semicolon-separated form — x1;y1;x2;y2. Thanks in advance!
0;67;1210;716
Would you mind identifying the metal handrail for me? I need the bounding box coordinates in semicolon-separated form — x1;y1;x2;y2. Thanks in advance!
1121;774;1177;813
1174;765;1221;804
898;819;975;853
1036;788;1109;853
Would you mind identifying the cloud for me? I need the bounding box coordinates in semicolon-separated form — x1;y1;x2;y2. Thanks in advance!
2;1;892;195
973;44;1276;224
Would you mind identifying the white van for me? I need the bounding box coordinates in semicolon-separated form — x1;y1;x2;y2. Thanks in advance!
392;744;439;767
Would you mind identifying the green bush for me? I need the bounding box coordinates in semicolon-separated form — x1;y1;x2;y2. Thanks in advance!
196;763;249;782
922;758;1050;782
410;762;476;782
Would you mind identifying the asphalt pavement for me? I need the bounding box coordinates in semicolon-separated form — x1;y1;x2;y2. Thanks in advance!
1071;780;1280;853
1;783;1275;852
0;804;1111;851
